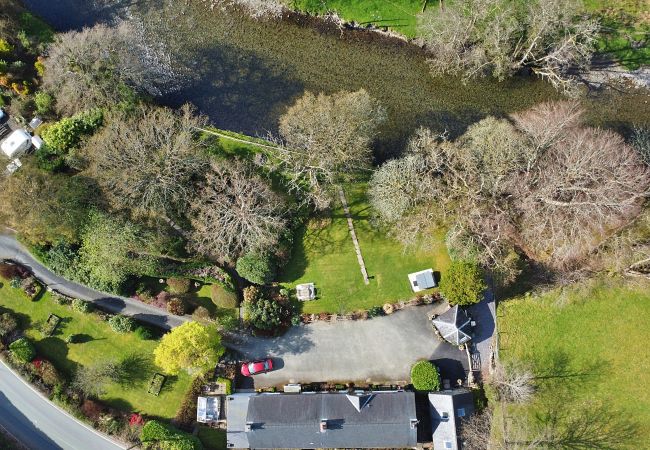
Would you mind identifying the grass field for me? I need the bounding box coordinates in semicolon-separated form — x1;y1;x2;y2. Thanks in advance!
279;183;450;313
197;426;227;450
289;0;425;37
498;277;650;445
0;285;192;419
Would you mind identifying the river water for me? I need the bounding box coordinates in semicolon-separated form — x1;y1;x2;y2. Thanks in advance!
24;0;650;159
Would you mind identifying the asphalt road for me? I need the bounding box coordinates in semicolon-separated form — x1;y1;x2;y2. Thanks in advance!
0;234;189;330
231;303;469;388
0;360;124;450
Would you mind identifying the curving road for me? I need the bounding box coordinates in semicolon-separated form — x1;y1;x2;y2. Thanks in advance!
0;234;189;330
0;359;124;450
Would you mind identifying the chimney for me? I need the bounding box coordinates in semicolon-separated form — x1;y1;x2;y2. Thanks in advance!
320;419;328;433
245;422;253;432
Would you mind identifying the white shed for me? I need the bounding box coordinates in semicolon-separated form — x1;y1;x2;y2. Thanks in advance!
1;129;32;158
408;268;436;292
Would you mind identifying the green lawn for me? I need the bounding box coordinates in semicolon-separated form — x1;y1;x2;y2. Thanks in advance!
0;284;192;419
289;0;427;37
584;0;650;69
280;183;450;313
498;277;650;445
197;426;226;450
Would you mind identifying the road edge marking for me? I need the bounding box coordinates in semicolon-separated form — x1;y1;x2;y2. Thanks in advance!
0;359;126;449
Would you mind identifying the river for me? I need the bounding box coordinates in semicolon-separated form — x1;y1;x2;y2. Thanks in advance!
24;0;650;159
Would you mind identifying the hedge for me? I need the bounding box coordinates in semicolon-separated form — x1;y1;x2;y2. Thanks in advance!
410;360;441;391
108;315;136;333
236;252;275;285
140;420;203;450
210;284;238;309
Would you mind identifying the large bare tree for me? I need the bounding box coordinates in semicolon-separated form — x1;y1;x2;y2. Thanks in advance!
417;0;598;92
189;161;287;262
276;89;386;209
84;104;208;221
43;21;177;115
518;126;650;267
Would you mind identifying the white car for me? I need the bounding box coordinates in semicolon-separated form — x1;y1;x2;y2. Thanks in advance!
0;109;5;121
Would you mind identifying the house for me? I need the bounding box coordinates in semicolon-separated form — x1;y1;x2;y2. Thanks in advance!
408;268;436;292
429;389;474;450
296;282;315;301
432;305;472;346
1;129;32;158
226;391;418;449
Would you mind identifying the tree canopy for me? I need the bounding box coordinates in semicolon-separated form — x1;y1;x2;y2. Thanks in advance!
153;322;224;375
439;260;487;306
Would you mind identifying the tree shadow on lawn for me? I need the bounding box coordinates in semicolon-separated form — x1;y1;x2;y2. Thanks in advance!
115;353;156;387
36;336;79;378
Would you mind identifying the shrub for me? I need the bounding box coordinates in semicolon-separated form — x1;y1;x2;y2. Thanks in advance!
167;277;192;294
243;285;261;304
192;306;212;322
81;399;104;422
10;277;21;289
108;315;136;333
0;312;19;338
21;276;40;298
410;360;441;391
9;337;36;363
0;38;12;53
97;413;121;435
439;260;487;306
167;298;186;316
217;314;239;332
72;298;93;313
174;376;204;428
34;90;52;114
236;252;276;285
367;306;384;318
151;291;171;309
52;293;72;306
140;420;203;450
211;284;238;309
134;326;153;340
38;359;63;386
246;297;293;331
217;377;233;395
40;109;103;155
0;263;21;280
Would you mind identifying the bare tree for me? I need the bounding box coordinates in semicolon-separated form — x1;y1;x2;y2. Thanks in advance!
518;126;650;267
511;100;584;153
43;21;177;115
632;125;650;166
368;153;437;223
189;161;287;262
489;361;536;404
417;0;598;92
276;89;386;209
84;104;208;221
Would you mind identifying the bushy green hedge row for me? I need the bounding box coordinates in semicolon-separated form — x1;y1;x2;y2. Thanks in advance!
141;420;203;450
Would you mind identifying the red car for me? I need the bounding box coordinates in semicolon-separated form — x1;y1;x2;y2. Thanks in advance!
241;359;273;376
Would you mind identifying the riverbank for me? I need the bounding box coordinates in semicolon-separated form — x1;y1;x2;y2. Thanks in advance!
22;0;650;162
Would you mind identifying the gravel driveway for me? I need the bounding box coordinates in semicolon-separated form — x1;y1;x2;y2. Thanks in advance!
229;305;468;388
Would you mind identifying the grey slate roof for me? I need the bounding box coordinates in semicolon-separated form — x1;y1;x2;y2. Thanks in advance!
432;305;472;346
429;389;474;450
244;391;418;449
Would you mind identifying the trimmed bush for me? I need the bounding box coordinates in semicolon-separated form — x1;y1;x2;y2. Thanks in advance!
367;306;384;318
9;337;36;363
236;252;276;285
410;360;441;392
72;298;93;313
167;277;192;294
134;326;153;340
108;315;136;333
0;263;21;280
210;284;238;309
167;298;186;316
192;306;212;322
37;359;63;386
140;420;203;450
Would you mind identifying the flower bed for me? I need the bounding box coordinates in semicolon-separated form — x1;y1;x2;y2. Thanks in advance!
41;313;61;336
147;373;166;396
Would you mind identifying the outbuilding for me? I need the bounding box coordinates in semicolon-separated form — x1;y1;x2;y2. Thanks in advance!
432;305;472;346
408;268;436;292
1;129;32;158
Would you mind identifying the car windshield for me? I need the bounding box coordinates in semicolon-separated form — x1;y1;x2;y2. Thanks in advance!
248;363;257;372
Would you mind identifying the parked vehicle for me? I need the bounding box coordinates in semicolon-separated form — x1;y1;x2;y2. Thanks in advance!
240;358;273;376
